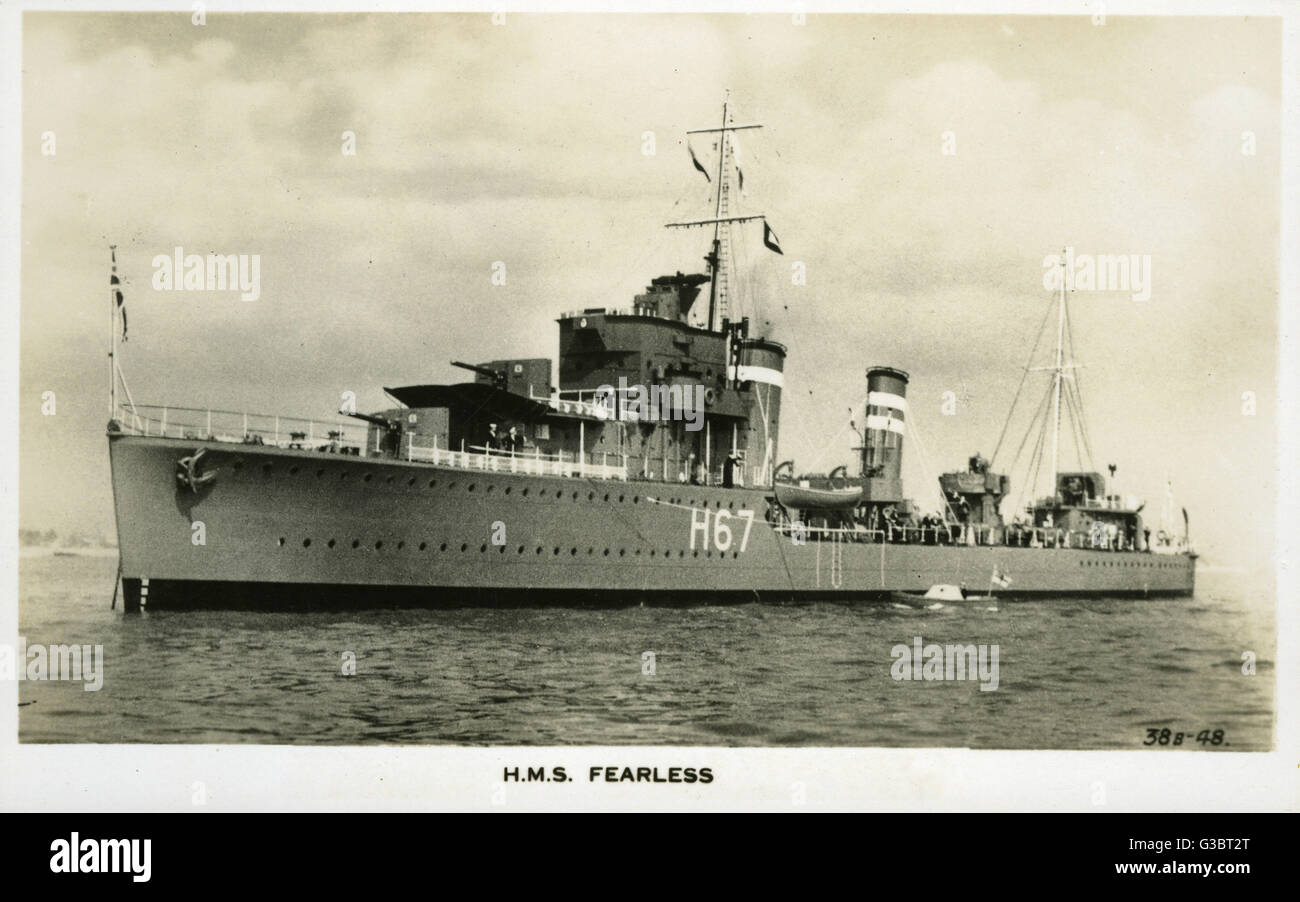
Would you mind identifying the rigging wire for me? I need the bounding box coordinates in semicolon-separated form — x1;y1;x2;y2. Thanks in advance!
1005;378;1056;516
800;397;868;474
1063;377;1088;472
1065;375;1093;473
1005;376;1055;488
904;407;964;524
1062;294;1096;469
990;294;1058;468
1021;395;1051;515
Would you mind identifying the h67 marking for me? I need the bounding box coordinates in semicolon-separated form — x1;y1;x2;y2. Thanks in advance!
689;507;755;553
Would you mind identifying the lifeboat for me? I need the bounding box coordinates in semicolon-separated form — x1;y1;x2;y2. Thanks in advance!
773;482;862;509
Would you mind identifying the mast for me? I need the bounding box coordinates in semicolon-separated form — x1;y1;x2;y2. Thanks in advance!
707;93;729;332
1049;248;1066;499
109;245;118;417
667;91;764;333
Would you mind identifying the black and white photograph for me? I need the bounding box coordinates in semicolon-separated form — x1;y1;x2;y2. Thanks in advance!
1;0;1295;821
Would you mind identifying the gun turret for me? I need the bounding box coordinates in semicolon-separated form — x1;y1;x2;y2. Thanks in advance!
340;413;400;441
342;410;398;429
452;360;506;389
342;410;404;457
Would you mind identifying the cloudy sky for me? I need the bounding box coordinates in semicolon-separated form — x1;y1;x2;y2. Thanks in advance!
20;12;1279;573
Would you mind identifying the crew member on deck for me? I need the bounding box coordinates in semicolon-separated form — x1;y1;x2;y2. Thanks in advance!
487;423;501;450
507;425;524;454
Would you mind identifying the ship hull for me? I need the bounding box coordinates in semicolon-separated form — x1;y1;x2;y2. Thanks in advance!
109;435;1196;610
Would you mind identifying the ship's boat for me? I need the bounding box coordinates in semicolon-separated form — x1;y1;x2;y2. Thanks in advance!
773;482;862;510
890;584;993;606
100;93;1196;611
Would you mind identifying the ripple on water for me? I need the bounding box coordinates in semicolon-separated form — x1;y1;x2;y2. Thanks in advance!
13;557;1277;749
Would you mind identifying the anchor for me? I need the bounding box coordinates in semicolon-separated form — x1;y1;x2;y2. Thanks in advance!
175;448;218;493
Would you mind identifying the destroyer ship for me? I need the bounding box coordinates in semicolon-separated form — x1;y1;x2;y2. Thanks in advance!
105;96;1195;610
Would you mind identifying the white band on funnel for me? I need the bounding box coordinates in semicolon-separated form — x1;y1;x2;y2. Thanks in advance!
867;391;907;412
865;414;906;435
734;365;785;388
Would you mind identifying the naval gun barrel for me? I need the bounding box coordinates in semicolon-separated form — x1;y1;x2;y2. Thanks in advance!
452;360;506;388
343;410;399;429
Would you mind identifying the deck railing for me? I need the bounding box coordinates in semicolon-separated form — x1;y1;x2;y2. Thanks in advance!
405;439;628;481
112;404;367;452
114;404;632;482
774;520;1146;551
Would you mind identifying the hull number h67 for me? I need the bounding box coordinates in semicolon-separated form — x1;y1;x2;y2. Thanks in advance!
690;508;755;553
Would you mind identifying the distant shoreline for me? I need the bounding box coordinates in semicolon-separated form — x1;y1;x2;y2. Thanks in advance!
19;547;118;558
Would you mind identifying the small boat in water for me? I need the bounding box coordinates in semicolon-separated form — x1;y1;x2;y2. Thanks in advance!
891;584;994;607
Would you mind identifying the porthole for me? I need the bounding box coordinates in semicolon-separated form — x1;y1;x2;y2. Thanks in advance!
604;494;610;502
277;537;285;547
633;496;640;504
303;538;311;547
397;541;405;550
262;463;273;474
289;465;299;475
375;541;383;550
572;491;579;500
385;475;394;484
327;539;336;549
351;539;360;549
554;547;561;555
504;487;511;495
468;484;476;492
570;548;578;556
340;471;349;480
618;495;625;503
316;468;325;478
363;473;372;483
522;488;530;497
234;461;244;471
536;547;543;554
460;543;468;552
693;550;699;558
408;477;416;486
587;547;594;555
428;479;437;488
440;543;447;552
603;549;610;557
449;482;457;490
618;549;625;557
418;542;427;551
480;544;487;553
